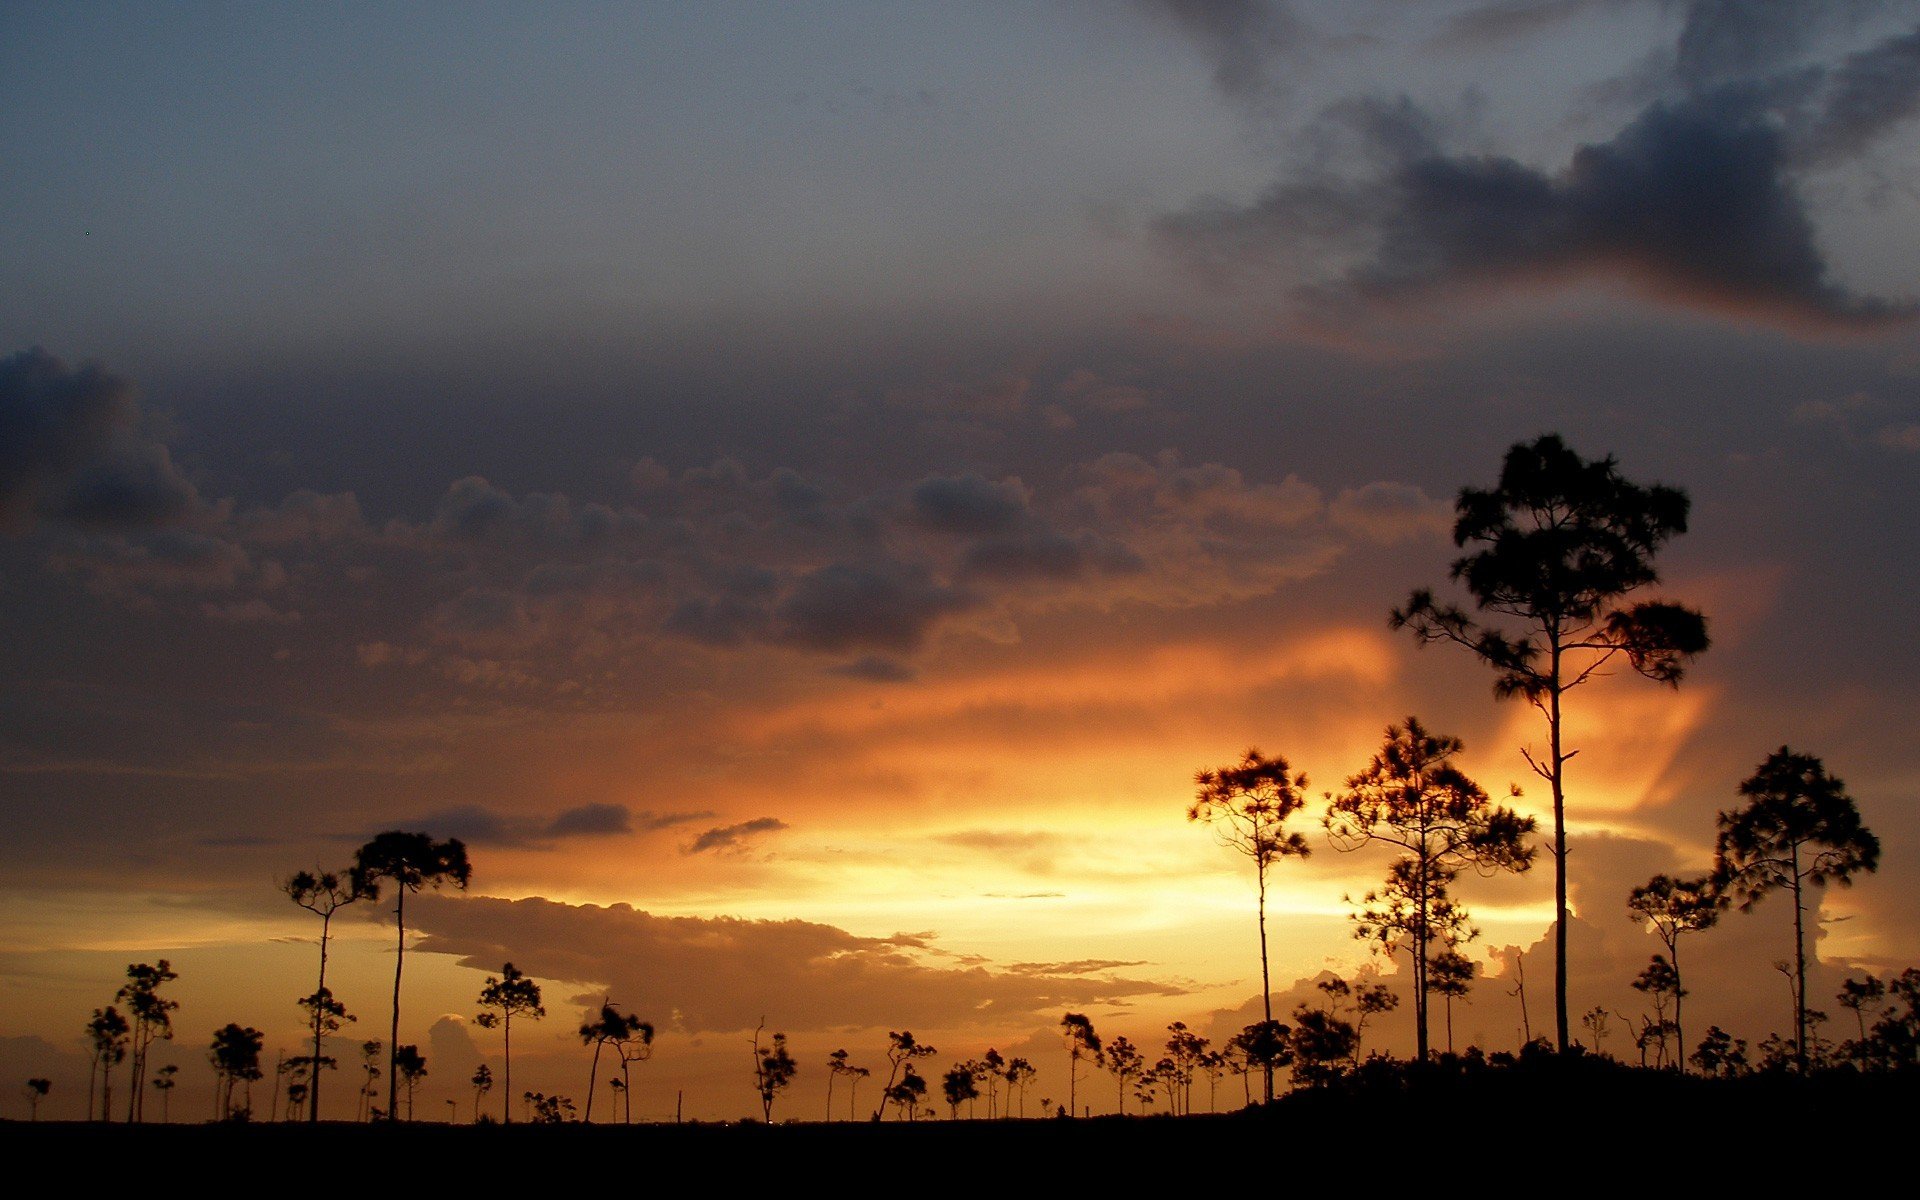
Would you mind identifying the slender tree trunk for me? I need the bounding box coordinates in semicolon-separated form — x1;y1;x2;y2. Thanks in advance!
1067;1049;1076;1116
311;911;332;1122
502;1012;513;1124
585;1040;603;1122
88;1054;98;1123
1672;937;1685;1074
388;887;405;1121
1257;863;1273;1102
1550;656;1570;1053
1791;847;1808;1074
826;1073;835;1122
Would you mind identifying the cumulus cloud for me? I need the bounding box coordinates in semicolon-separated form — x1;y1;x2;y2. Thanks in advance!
0;347;204;531
409;894;1185;1032
775;560;974;653
1158;7;1920;329
907;474;1032;536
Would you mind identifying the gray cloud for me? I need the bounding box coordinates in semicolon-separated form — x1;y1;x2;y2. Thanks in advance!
826;654;918;683
0;347;203;531
775;560;974;654
389;802;704;848
1144;0;1307;104
687;816;789;855
409;894;1185;1032
907;473;1031;536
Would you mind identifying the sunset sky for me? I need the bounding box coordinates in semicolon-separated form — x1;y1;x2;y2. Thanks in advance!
4;1;1919;1121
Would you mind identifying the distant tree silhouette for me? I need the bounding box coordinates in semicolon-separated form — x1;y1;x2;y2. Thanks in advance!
751;1023;798;1123
392;1044;427;1120
1714;748;1879;1073
1149;1057;1177;1110
292;989;352;1110
1190;748;1312;1100
1625;873;1724;1070
25;1077;51;1121
208;1023;264;1120
476;961;545;1123
1429;949;1476;1055
872;1031;936;1121
883;1064;927;1121
1060;1012;1102;1117
471;1063;493;1123
116;960;178;1122
352;831;471;1120
1689;1025;1749;1077
828;1048;870;1121
1103;1036;1143;1115
525;1091;575;1123
578;1000;645;1122
611;1011;655;1124
355;1039;382;1122
1394;434;1708;1050
1163;1022;1207;1115
1314;977;1398;1066
1630;955;1682;1068
151;1063;178;1122
1197;1048;1227;1112
980;1048;1005;1118
1580;1006;1616;1058
1865;968;1920;1068
1002;1056;1035;1117
1836;975;1886;1046
86;1006;129;1122
1327;718;1533;1062
1289;1006;1358;1087
282;867;369;1121
941;1063;979;1119
1226;1021;1290;1105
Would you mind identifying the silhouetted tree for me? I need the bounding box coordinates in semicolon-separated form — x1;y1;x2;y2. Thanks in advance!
471;1063;493;1123
941;1063;979;1119
86;1006;129;1122
872;1031;936;1121
1227;1020;1290;1105
116;960;178;1122
1104;1036;1143;1115
355;1039;382;1122
1198;1048;1227;1112
980;1048;1005;1118
150;1063;177;1122
1002;1056;1035;1117
392;1044;427;1121
1865;968;1920;1068
1289;1006;1357;1087
25;1077;51;1121
1429;949;1476;1055
476;961;545;1122
1163;1022;1207;1115
751;1023;798;1123
1327;717;1534;1060
351;830;471;1119
611;1011;654;1124
1060;1012;1102;1117
1630;955;1682;1068
293;989;352;1109
1580;1006;1615;1058
1690;1025;1749;1077
1714;748;1879;1073
827;1048;869;1121
1836;975;1886;1047
1190;748;1312;1099
208;1023;264;1120
578;1000;645;1123
282;867;369;1121
884;1064;927;1121
1393;434;1708;1050
525;1091;575;1123
1626;873;1724;1069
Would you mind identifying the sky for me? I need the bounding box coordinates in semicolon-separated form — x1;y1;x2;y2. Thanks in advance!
4;0;1919;1122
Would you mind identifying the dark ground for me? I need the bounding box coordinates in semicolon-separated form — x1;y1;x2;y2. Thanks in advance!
6;1063;1910;1186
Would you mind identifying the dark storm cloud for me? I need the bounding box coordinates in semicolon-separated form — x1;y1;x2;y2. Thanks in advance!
1162;85;1915;328
1160;5;1920;328
386;802;705;848
907;473;1031;536
775;560;974;653
1435;0;1632;48
0;347;204;531
686;816;790;855
408;895;1185;1032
